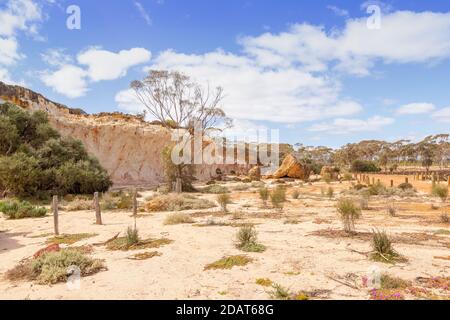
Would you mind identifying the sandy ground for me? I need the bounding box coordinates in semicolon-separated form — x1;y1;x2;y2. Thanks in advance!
0;180;449;300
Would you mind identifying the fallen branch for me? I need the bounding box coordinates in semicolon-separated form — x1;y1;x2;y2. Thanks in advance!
93;232;120;246
325;274;360;290
347;248;370;256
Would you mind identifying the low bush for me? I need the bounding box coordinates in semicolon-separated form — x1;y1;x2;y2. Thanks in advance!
164;213;194;225
432;184;448;202
0;200;47;219
259;187;269;205
217;193;231;213
270;186;286;210
370;230;406;263
235;225;266;253
336;198;361;234
145;194;216;212
291;190;300;199
126;227;140;246
368;181;387;196
6;248;104;284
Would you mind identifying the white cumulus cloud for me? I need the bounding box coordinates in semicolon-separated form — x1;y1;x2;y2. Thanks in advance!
77;47;151;82
308;116;394;134
396;103;435;115
40;47;151;98
41;65;88;98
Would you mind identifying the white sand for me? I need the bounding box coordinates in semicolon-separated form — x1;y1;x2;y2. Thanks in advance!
0;181;449;300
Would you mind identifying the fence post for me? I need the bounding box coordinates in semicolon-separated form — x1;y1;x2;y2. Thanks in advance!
94;192;102;225
133;189;138;217
405;177;409;184
175;178;182;194
390;180;394;188
53;195;59;235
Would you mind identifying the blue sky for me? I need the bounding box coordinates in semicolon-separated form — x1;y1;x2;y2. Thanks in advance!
1;0;450;148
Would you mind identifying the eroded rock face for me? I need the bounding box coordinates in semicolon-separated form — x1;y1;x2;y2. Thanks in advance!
273;154;310;180
0;81;248;187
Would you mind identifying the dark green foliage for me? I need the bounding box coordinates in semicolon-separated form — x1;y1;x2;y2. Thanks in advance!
351;160;381;173
0;199;47;219
0;103;112;198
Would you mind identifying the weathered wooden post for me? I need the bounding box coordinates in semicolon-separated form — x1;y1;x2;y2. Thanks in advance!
175;178;182;194
52;195;59;235
133;189;138;217
94;192;102;225
405;177;409;184
390;180;394;188
448;176;450;187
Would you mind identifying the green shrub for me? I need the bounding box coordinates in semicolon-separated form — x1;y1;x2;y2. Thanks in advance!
6;248;104;284
235;225;266;253
217;193;231;213
126;227;140;246
0;103;112;198
0;200;47;219
370;230;405;263
259;187;269;205
336;198;361;234
351;160;381;173
368;181;386;195
432;184;448;202
31;249;104;284
270;186;286;210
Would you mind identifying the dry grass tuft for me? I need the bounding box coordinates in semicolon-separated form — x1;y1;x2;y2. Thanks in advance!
145;194;216;212
204;255;253;270
47;233;97;245
255;278;273;287
128;251;162;260
164;213;195;225
106;237;173;251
